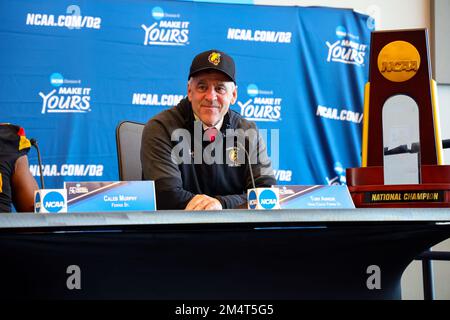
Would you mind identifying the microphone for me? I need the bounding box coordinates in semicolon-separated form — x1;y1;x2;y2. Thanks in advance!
30;138;45;189
226;131;278;210
30;138;68;214
234;139;256;190
222;129;256;189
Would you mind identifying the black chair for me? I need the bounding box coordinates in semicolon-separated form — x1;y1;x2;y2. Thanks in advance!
116;120;145;181
384;140;450;299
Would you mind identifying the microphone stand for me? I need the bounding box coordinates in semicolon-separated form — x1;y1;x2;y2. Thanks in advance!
30;138;45;189
235;140;256;190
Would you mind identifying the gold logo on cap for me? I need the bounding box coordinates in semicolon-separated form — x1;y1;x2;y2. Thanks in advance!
377;41;421;82
208;52;221;66
229;147;238;162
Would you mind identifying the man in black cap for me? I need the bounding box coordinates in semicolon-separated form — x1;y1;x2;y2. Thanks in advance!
141;49;276;210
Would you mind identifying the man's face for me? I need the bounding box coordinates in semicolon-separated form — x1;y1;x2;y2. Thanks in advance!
187;71;237;127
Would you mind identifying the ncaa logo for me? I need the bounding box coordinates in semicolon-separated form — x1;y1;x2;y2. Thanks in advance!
50;73;64;87
43;191;65;213
247;84;258;97
336;26;347;38
152;7;164;20
259;189;278;209
248;190;257;209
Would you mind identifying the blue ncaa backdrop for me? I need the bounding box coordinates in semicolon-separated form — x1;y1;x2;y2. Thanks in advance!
0;0;373;189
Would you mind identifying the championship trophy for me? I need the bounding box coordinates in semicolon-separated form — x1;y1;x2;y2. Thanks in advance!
347;29;450;207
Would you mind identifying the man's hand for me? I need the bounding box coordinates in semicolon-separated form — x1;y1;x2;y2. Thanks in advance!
185;194;223;211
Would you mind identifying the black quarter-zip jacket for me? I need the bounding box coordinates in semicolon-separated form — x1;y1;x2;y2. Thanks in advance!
141;98;276;210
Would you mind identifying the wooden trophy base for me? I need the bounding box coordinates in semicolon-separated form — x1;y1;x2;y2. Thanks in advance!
346;165;450;208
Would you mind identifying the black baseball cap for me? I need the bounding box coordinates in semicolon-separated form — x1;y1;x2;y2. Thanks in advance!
188;49;236;83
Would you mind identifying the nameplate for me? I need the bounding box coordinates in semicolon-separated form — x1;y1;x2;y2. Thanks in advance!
364;190;444;204
64;181;156;212
276;185;355;209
